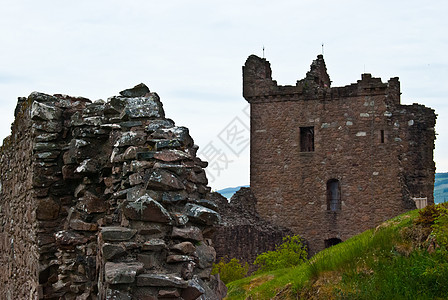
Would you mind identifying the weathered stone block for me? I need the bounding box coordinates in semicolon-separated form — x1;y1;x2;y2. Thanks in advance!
146;119;175;132
35;133;59;142
123;196;172;223
70;219;98;231
152;126;193;148
187;170;208;185
129;172;144;186
181;277;205;300
146;169;185;191
32;120;63;133
136;274;187;288
166;254;194;263
119;95;164;120
102;243;126;260
141;239;167;251
153;139;181;150
137;223;166;236
137;253;156;269
105;289;132;300
31;101;62;121
171;242;196;255
153;162;186;176
114;131;146;147
35;151;60;161
123;146;138;160
158;289;180;298
33;142;61;152
101;227;137;242
195;244;216;269
184;203;220;226
82;191;107;214
120;120;143;128
172;226;203;242
136;151;156;161
105;262;143;284
153;149;191;162
195;199;218;211
55;230;89;247
119;83;150;98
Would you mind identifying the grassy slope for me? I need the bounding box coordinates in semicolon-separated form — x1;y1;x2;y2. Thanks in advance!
225;208;448;299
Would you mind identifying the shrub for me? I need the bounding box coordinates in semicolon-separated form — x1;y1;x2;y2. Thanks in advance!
254;235;307;273
432;204;448;247
211;257;249;284
415;204;438;226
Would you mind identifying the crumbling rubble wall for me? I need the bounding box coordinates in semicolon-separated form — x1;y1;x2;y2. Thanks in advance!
211;188;293;272
0;84;226;299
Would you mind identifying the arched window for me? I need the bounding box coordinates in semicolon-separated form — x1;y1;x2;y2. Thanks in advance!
327;179;341;211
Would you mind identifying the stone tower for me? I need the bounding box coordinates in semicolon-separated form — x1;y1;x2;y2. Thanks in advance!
243;55;436;254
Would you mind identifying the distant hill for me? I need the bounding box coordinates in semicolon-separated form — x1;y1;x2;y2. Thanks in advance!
434;172;448;204
217;185;249;199
219;173;447;203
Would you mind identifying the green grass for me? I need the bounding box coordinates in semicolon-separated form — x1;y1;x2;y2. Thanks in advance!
338;249;448;299
225;209;448;300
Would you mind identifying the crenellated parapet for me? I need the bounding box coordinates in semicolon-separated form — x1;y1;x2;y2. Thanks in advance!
243;55;402;105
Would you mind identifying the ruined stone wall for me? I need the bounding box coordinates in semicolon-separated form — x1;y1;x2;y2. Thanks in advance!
211;188;293;272
243;55;436;254
0;98;39;299
0;84;225;299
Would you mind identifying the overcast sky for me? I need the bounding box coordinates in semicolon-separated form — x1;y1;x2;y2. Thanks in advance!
1;0;447;190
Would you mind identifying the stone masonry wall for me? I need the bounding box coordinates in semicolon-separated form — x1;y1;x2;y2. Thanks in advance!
211;188;293;272
0;84;226;299
0;98;39;299
243;55;436;254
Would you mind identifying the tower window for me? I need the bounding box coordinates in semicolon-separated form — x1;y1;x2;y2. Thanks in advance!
327;179;341;211
300;127;314;152
380;130;385;143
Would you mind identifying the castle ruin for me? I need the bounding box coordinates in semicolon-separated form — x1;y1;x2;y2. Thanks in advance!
0;84;226;299
243;55;437;254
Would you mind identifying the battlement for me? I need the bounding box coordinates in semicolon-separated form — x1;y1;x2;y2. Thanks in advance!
243;55;401;105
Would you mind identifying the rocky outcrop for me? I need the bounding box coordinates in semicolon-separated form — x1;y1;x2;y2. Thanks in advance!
0;84;226;299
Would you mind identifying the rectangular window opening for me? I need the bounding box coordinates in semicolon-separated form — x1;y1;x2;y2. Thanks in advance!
327;179;341;211
300;127;314;152
380;130;385;143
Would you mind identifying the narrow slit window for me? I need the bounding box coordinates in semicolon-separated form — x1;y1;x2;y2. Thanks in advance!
327;179;341;211
380;130;385;143
300;127;314;152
